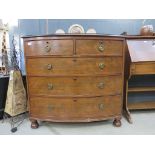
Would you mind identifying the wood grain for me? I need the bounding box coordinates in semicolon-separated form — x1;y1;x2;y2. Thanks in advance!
29;96;122;121
76;39;123;56
23;35;124;126
28;76;122;96
24;39;73;56
26;57;123;76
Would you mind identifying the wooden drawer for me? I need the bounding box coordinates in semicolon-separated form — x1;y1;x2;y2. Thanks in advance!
26;57;123;76
28;76;122;96
131;62;155;75
76;39;123;56
29;95;122;121
24;39;73;56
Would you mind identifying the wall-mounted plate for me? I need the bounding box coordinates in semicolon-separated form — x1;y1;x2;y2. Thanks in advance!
86;28;96;34
68;24;85;34
55;29;65;34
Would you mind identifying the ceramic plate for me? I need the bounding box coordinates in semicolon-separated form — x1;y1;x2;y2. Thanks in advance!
68;24;85;33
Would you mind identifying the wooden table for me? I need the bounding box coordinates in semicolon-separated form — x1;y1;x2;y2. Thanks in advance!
124;38;155;123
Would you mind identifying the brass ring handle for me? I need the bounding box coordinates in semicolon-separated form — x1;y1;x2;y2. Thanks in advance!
98;82;104;89
47;64;52;70
47;83;53;90
98;41;104;52
98;103;104;110
98;63;105;69
45;45;51;53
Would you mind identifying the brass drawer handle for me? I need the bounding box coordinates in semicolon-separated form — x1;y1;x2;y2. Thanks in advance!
98;41;104;52
47;83;53;90
98;103;104;110
99;63;105;69
98;82;104;89
47;64;52;70
45;45;51;53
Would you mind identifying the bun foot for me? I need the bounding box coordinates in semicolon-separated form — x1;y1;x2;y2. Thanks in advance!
30;120;39;129
113;117;121;127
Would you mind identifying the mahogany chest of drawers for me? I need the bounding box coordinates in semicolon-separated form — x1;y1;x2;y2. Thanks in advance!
23;34;125;128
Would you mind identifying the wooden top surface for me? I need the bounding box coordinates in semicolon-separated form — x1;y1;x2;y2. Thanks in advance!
127;39;155;62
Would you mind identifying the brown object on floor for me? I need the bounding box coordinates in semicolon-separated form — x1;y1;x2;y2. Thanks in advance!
23;34;125;128
123;36;155;123
4;70;27;116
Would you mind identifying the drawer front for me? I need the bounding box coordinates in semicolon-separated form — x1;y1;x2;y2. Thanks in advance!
24;39;73;56
29;96;122;121
76;39;123;56
26;57;123;76
131;62;155;75
28;76;122;96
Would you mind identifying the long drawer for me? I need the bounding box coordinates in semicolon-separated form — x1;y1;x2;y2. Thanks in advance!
131;62;155;75
29;95;122;121
76;39;123;56
28;76;122;96
24;39;73;56
26;57;123;76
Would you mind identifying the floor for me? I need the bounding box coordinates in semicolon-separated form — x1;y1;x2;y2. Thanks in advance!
0;110;155;135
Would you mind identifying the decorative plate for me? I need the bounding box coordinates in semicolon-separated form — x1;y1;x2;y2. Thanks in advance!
68;24;85;34
55;29;65;34
86;28;96;34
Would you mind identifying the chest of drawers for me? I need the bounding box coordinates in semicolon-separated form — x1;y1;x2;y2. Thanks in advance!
23;35;125;128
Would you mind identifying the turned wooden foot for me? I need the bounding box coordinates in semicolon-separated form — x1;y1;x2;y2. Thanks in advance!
113;117;121;127
30;120;39;129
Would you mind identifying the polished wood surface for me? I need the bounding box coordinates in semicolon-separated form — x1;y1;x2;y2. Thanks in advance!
24;39;73;56
130;62;155;75
26;57;123;76
28;76;122;96
124;37;155;123
127;40;155;62
128;86;155;92
29;96;122;121
128;101;155;110
76;39;123;56
23;35;124;127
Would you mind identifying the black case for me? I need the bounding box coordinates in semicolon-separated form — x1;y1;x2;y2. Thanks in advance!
0;76;9;119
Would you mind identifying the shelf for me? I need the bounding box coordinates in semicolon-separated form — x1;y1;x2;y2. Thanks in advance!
128;101;155;110
128;86;155;92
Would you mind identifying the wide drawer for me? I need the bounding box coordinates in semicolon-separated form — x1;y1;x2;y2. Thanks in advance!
26;57;123;76
76;39;123;56
28;76;122;96
24;39;73;56
131;62;155;75
29;95;122;121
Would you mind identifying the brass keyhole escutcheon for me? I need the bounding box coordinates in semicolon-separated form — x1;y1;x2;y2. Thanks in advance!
98;82;104;89
98;103;104;110
47;83;53;90
98;41;104;52
45;45;51;53
47;64;52;70
99;63;105;70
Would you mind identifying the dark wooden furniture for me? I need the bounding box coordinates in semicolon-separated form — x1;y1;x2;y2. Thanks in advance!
23;34;125;128
0;76;9;119
124;36;155;123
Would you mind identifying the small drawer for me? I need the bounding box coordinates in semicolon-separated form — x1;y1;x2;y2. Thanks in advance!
76;39;123;56
26;57;123;76
28;76;122;96
29;96;122;121
24;39;73;56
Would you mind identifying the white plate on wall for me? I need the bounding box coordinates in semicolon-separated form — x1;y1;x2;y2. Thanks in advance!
68;24;85;34
86;28;96;34
55;29;65;34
